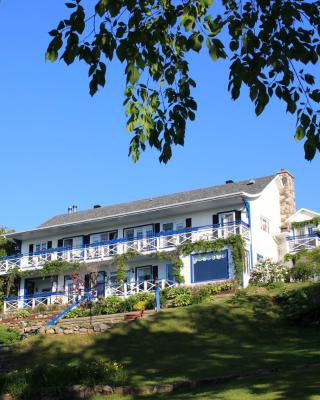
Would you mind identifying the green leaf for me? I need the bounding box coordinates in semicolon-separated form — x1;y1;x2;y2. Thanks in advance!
304;74;315;85
65;2;76;8
126;64;140;85
304;138;317;161
45;50;58;62
294;126;305;141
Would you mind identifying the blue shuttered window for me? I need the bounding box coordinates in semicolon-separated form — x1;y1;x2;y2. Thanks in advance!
191;250;229;283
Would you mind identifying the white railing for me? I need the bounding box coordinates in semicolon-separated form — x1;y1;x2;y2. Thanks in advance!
3;279;177;314
3;292;71;314
287;234;319;253
0;222;250;275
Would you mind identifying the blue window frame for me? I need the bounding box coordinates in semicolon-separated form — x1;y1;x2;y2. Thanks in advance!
191;250;229;283
166;264;175;282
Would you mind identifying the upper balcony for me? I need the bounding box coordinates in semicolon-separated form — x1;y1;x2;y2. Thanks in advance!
0;221;250;275
286;233;320;253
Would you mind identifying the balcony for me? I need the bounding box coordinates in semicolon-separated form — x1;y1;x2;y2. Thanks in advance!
0;221;250;275
286;233;320;253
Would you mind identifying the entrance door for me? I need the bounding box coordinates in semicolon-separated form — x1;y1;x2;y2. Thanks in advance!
64;276;74;301
96;271;106;299
25;280;35;295
219;212;235;237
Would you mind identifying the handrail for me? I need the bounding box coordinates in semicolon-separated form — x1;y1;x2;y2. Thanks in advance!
0;221;249;261
286;233;319;241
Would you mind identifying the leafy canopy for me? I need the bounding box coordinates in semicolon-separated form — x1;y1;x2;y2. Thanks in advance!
47;0;320;162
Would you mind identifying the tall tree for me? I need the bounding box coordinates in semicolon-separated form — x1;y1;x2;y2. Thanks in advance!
0;227;17;258
47;0;320;162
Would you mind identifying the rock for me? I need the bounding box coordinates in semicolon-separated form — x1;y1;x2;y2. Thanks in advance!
133;386;154;395
46;329;55;334
99;323;109;331
0;393;13;400
94;385;104;393
102;385;113;394
93;326;101;332
79;328;88;333
54;327;64;334
114;386;132;395
38;327;46;334
63;329;74;334
154;384;174;394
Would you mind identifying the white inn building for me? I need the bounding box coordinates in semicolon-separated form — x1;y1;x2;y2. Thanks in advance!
1;169;319;313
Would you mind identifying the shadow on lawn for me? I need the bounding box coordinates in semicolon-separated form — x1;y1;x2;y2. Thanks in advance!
9;296;320;399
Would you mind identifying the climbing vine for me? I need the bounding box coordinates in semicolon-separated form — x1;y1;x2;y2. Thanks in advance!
112;251;139;282
153;251;184;283
178;235;245;285
291;217;320;229
35;260;81;278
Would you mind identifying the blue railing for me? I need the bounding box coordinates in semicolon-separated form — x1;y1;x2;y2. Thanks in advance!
286;233;319;241
4;291;65;302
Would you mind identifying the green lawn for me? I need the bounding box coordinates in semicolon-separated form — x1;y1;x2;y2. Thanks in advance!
93;367;320;400
12;283;320;390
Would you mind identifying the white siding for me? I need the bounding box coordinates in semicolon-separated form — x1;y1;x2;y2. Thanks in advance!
249;177;281;264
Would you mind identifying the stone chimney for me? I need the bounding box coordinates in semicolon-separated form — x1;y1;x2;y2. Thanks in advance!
277;169;295;231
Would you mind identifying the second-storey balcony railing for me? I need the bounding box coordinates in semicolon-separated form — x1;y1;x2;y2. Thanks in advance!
286;233;320;253
0;221;250;274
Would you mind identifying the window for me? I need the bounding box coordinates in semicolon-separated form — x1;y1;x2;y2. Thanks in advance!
282;176;288;187
124;229;134;240
90;231;118;244
191;250;229;283
136;266;152;282
260;216;270;233
257;254;264;262
295;226;306;236
124;225;153;239
35;242;47;252
166;264;175;282
162;223;174;232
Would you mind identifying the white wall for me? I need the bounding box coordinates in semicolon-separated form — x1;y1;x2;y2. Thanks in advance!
249;177;281;264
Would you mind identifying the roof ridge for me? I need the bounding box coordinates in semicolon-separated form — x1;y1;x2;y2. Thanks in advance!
37;174;275;229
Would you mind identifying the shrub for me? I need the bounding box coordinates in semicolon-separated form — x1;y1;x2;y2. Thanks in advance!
123;292;155;312
289;263;317;282
64;306;90;319
0;326;21;345
171;293;193;307
33;304;47;314
276;283;320;325
250;259;290;285
133;300;147;312
0;360;128;398
15;309;31;319
92;296;125;315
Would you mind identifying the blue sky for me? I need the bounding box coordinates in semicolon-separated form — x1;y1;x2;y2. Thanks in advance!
0;1;319;232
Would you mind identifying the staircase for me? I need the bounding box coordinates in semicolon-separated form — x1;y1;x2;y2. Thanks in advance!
46;293;91;326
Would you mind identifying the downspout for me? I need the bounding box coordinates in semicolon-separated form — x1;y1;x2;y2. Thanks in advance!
244;200;254;271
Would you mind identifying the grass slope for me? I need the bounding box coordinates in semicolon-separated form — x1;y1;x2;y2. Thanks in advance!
93;367;320;400
13;284;320;388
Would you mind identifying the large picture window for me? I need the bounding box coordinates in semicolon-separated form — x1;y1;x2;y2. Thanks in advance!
191;250;229;283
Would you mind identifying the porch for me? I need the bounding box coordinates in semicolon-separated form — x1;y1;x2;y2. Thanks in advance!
286;234;320;253
3;278;177;314
0;221;251;275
